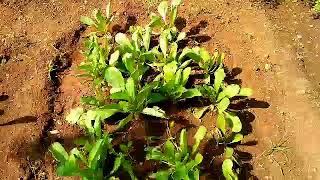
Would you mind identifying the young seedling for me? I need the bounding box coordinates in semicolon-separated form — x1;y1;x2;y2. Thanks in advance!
146;126;207;180
222;147;240;180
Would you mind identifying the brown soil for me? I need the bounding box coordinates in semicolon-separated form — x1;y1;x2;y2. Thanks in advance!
1;0;320;179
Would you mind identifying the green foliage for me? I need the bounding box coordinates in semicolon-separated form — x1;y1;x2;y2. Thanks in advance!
49;134;137;180
50;0;255;179
146;126;207;180
314;0;320;13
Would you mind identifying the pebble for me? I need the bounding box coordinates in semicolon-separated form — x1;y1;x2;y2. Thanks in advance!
264;63;271;71
297;34;302;39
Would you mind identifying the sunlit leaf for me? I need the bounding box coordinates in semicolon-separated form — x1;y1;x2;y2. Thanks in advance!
238;88;253;97
217;97;230;113
214;68;225;91
49;142;69;163
109;50;120;66
80;16;95;26
222;159;238;180
142;106;167;118
104;67;125;93
66;107;84;124
225;112;242;133
158;1;168;21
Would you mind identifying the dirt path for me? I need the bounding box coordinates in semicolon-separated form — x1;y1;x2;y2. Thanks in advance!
0;0;320;179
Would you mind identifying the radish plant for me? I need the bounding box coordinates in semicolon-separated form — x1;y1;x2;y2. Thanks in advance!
146;126;207;180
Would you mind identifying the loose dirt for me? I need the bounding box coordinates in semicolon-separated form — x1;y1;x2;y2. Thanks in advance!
1;0;320;179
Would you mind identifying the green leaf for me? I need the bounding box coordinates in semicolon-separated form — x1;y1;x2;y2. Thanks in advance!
222;159;238;180
66;107;84;124
230;133;243;144
142;106;167;118
149;93;167;104
217;97;230;113
171;0;183;6
126;77;136;100
49;142;69;163
181;67;191;86
238;88;253;97
194;126;207;142
88;139;104;168
80;16;95;26
110;155;123;174
225;112;242;133
169;42;178;61
179;129;188;156
193;106;209;119
148;13;163;27
173;165;187;179
163;61;177;83
160;33;168;57
181;88;202;99
199;48;211;62
158;1;168;20
214;68;225;91
192;126;206;154
225;147;234;158
143;26;152;50
109;50;120;66
176;32;186;42
122;159;137;180
224;84;241;98
115;33;132;49
179;59;192;69
164;141;176;159
122;53;135;73
106;1;112;18
217;113;226;134
155;171;170;180
110;91;130;101
105;67;125;93
117;113;134;129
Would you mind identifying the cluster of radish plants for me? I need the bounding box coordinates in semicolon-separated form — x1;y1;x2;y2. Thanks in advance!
49;0;252;179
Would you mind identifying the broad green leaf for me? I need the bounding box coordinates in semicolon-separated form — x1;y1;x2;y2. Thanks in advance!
146;148;164;161
179;129;188;156
155;171;170;180
86;108;118;122
230;133;243;144
225;147;234;159
192;126;206;154
169;42;178;61
80;16;95;26
66;107;84;124
70;148;86;164
160;33;168;57
214;68;225;91
158;1;168;20
181;88;202;99
148;13;163;27
88;139;104;168
195;153;203;165
238;88;253;97
199;48;211;62
94;118;102;138
163;61;177;83
56;154;79;176
110;91;130;101
217;113;226;134
181;67;191;86
176;32;186;42
122;53;135;73
222;159;238;180
194;126;207;142
171;0;183;6
179;59;192;69
126;77;136;100
193;106;209;119
110;155;123;174
225;112;242;133
105;67;125;93
122;159;137;180
115;33;132;48
149;93;167;104
164;141;175;159
142;106;167;118
49;142;69;163
217;97;230;113
109;50;120;66
175;69;182;85
173;165;188;179
224;84;240;98
117;113;134;129
143;26;152;50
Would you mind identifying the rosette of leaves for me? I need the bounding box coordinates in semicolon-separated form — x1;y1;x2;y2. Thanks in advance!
158;60;202;102
80;1;114;33
194;67;253;144
49;134;137;180
146;126;207;180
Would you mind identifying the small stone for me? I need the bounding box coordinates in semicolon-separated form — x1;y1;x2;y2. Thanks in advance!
49;130;59;135
297;34;302;39
264;63;271;71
